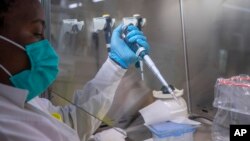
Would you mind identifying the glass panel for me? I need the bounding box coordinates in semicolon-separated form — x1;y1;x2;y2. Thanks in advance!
184;0;250;118
50;0;184;140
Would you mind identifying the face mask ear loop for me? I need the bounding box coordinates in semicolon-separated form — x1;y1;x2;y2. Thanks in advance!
0;35;25;51
0;64;12;77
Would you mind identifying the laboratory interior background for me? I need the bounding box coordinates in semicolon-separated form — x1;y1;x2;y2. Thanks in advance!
40;0;250;140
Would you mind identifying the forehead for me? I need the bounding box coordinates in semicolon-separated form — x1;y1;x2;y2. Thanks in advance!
7;0;44;22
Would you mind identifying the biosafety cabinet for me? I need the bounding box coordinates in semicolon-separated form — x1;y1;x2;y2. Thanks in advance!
41;0;250;140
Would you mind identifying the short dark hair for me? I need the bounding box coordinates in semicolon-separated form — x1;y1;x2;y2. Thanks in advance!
0;0;16;28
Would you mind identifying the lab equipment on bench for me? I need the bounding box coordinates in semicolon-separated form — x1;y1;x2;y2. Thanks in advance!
121;25;179;103
153;89;187;118
123;14;146;80
212;75;250;141
140;89;199;141
139;89;192;125
148;121;196;141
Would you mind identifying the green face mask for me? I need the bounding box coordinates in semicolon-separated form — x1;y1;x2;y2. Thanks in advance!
0;35;59;101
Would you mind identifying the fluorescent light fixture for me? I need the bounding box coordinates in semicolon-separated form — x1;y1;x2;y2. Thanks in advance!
68;2;83;9
92;0;104;3
69;3;77;9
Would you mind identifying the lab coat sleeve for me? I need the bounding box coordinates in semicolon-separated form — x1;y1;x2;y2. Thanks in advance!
59;58;126;141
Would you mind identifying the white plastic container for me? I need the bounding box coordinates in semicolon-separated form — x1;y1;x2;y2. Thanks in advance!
153;88;188;118
148;121;196;141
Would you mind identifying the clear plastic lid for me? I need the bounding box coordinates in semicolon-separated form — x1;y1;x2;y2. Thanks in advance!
147;121;196;138
213;75;250;115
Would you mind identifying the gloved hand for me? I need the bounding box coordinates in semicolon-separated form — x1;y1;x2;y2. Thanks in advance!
109;24;150;69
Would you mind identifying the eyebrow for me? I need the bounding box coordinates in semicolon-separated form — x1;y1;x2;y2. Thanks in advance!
32;19;46;28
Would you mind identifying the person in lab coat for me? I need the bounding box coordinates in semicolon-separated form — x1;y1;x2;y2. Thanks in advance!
0;0;150;141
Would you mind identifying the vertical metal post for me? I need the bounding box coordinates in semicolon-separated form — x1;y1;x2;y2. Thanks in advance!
40;0;52;100
41;0;51;41
179;0;192;114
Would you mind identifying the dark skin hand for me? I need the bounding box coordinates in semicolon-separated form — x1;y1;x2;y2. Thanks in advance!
0;0;45;86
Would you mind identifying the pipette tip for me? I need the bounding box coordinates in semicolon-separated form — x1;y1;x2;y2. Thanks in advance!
170;91;181;105
161;85;181;105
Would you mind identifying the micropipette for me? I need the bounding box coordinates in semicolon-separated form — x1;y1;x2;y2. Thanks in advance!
123;15;147;81
122;25;180;103
93;15;115;52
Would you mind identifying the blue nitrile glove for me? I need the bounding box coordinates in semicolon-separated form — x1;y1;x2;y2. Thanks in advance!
109;24;150;69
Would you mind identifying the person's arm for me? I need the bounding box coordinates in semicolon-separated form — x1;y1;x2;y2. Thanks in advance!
61;25;150;141
67;58;126;140
31;58;125;141
73;58;126;118
32;24;150;141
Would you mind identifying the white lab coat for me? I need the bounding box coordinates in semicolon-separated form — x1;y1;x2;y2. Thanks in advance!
0;58;126;141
